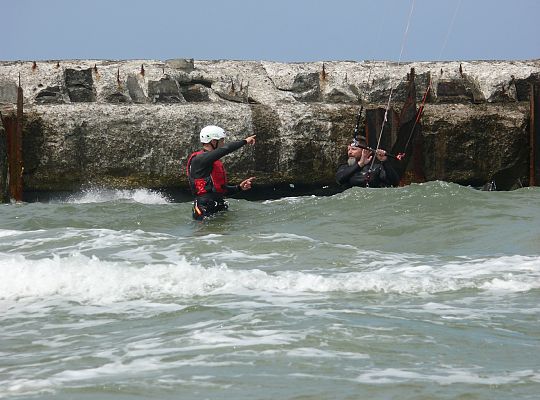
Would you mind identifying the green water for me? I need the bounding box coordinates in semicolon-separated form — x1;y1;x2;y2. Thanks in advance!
1;182;539;399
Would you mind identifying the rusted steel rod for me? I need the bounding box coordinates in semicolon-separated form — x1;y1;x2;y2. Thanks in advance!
0;77;24;202
13;81;23;201
530;83;539;187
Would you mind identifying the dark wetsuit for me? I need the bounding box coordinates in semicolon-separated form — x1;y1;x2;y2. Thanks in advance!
187;140;247;220
336;160;399;188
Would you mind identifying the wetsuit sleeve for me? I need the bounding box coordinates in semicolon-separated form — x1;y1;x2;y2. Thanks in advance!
336;163;360;185
382;162;400;187
189;140;248;179
195;140;247;165
223;184;241;195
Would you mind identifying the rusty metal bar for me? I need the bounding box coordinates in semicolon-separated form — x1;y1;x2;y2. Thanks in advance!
530;83;540;187
2;115;15;201
0;112;6;203
391;67;427;185
1;77;24;202
1;112;12;202
14;81;23;201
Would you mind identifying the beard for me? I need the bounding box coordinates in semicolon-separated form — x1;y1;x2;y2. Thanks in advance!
347;157;357;166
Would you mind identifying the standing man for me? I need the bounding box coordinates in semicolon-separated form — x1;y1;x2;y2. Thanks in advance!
186;125;256;220
336;136;399;188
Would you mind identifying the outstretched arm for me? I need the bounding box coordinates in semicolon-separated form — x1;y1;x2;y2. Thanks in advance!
196;140;247;164
196;135;256;164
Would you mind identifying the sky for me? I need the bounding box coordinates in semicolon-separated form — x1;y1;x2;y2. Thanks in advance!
1;0;539;63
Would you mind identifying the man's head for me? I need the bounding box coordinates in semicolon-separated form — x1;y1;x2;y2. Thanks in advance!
351;136;367;148
200;125;226;149
348;136;367;159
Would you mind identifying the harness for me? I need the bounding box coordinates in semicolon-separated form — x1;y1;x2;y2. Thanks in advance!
186;150;228;196
359;163;386;188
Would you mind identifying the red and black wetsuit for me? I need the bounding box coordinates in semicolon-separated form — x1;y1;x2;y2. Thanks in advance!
336;160;399;188
186;140;247;219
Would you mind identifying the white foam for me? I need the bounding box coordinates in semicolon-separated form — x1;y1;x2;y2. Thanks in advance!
195;234;224;243
189;328;300;349
1;228;174;261
4;356;165;396
1;253;538;307
0;229;28;238
203;249;282;262
65;188;170;204
262;195;317;204
286;347;369;359
480;276;537;292
355;367;537;385
256;233;317;242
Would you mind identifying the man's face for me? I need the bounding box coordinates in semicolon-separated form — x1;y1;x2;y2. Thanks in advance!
348;144;363;158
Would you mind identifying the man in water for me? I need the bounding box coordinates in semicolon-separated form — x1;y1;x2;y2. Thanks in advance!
336;136;399;188
186;125;256;220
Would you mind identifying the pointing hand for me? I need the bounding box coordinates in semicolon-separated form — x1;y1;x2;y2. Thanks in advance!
239;177;255;190
245;135;256;145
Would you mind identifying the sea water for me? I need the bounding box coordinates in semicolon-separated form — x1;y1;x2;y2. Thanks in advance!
1;182;539;400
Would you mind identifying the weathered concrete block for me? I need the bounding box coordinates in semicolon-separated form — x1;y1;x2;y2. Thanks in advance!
126;75;147;103
323;86;358;104
148;78;185;103
180;84;211;102
166;58;195;72
64;69;96;102
35;86;65;104
105;92;130;103
0;80;17;103
291;72;321;101
436;80;475;103
422;103;529;189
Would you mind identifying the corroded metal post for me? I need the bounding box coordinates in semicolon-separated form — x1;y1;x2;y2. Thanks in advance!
530;83;539;186
360;68;426;185
0;78;24;202
0;110;10;202
390;67;426;185
14;81;23;200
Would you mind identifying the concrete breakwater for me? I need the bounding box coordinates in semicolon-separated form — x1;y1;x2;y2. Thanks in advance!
0;58;539;200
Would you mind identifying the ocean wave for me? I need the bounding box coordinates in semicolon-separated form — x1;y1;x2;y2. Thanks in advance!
1;252;538;305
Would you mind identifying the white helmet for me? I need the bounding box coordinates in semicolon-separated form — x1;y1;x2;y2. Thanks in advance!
200;125;227;143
